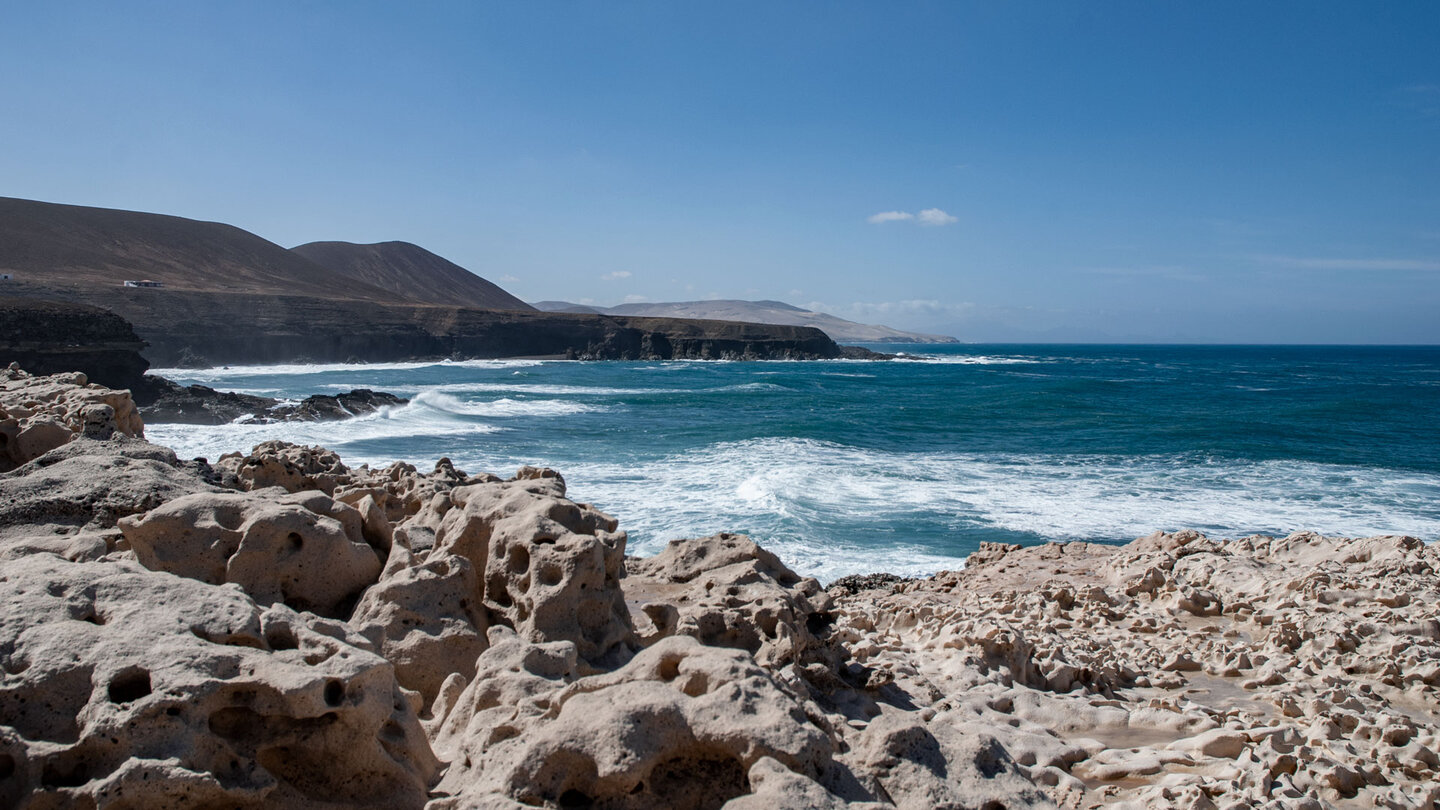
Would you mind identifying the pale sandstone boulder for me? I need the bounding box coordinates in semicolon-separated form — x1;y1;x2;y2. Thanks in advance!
119;488;384;618
214;440;351;494
720;757;886;810
625;533;840;674
337;457;493;526
348;469;630;712
438;472;633;663
0;554;437;810
349;541;489;709
843;712;1054;809
0;366;144;471
0;437;220;556
430;632;835;810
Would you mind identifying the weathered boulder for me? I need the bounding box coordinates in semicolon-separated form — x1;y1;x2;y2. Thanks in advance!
0;437;219;555
626;533;838;673
423;471;634;665
349;541;489;710
430;632;835;810
0;365;144;471
843;713;1054;809
214;440;350;495
119;488;385;619
0;554;437;809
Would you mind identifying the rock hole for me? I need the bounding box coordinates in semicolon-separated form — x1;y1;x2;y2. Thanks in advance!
323;680;345;707
539;564;563;587
108;668;152;704
558;789;592;808
489;574;514;608
806;612;834;634
41;760;88;788
509;546;530;574
0;753;13;779
487;725;519;745
658;656;681;682
265;624;299;651
288;532;304;551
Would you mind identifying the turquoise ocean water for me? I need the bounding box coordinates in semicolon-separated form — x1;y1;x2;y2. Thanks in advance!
148;345;1440;581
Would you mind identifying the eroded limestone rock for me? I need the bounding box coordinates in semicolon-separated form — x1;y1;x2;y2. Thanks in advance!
119;488;385;618
0;365;145;472
0;554;437;810
430;633;835;810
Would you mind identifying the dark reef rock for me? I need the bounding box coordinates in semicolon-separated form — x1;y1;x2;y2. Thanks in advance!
140;377;408;425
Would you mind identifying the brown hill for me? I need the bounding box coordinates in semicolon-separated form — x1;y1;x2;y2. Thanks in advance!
292;240;532;311
0;197;846;364
0;196;398;301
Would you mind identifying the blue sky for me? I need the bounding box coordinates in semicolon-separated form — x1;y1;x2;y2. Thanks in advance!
3;2;1438;342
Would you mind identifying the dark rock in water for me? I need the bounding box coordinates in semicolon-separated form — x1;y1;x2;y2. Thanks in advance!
138;377;275;424
272;389;407;421
0;296;150;392
140;377;408;425
838;345;897;360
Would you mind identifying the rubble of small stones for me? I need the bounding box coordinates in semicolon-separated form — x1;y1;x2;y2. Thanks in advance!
1;367;1437;809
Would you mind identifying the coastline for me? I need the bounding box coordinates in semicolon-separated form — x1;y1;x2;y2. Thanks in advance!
3;366;1438;808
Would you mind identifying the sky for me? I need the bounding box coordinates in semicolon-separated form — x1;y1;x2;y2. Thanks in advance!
2;2;1439;343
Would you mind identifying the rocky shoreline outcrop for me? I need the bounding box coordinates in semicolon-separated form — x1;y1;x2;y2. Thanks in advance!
139;378;408;425
1;368;1437;809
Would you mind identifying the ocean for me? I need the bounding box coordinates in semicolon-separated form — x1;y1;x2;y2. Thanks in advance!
147;345;1440;581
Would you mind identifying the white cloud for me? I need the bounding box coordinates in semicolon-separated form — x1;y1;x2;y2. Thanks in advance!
867;209;957;226
1254;255;1440;272
601;270;633;281
499;274;520;282
916;208;958;226
623;294;650;303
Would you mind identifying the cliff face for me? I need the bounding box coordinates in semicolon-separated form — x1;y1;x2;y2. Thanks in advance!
3;285;841;365
0;296;150;390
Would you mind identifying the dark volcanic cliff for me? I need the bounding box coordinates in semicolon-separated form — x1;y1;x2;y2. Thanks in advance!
0;197;844;363
0;296;150;389
19;289;837;365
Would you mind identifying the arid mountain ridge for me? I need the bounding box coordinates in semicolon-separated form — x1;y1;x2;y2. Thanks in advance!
533;298;958;344
0;197;855;365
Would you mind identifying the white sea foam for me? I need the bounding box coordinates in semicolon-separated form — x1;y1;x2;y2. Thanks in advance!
502;438;1440;581
152;358;547;382
411;391;604;418
145;399;501;463
893;354;1043;365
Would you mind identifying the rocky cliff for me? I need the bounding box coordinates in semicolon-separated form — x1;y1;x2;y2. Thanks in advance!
0;296;150;390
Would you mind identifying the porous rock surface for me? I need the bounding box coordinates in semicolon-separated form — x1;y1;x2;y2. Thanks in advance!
4;370;1438;809
119;489;386;618
831;530;1440;809
0;365;144;472
0;554;438;810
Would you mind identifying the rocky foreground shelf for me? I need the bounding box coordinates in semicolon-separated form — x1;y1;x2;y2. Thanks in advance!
1;365;1437;809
